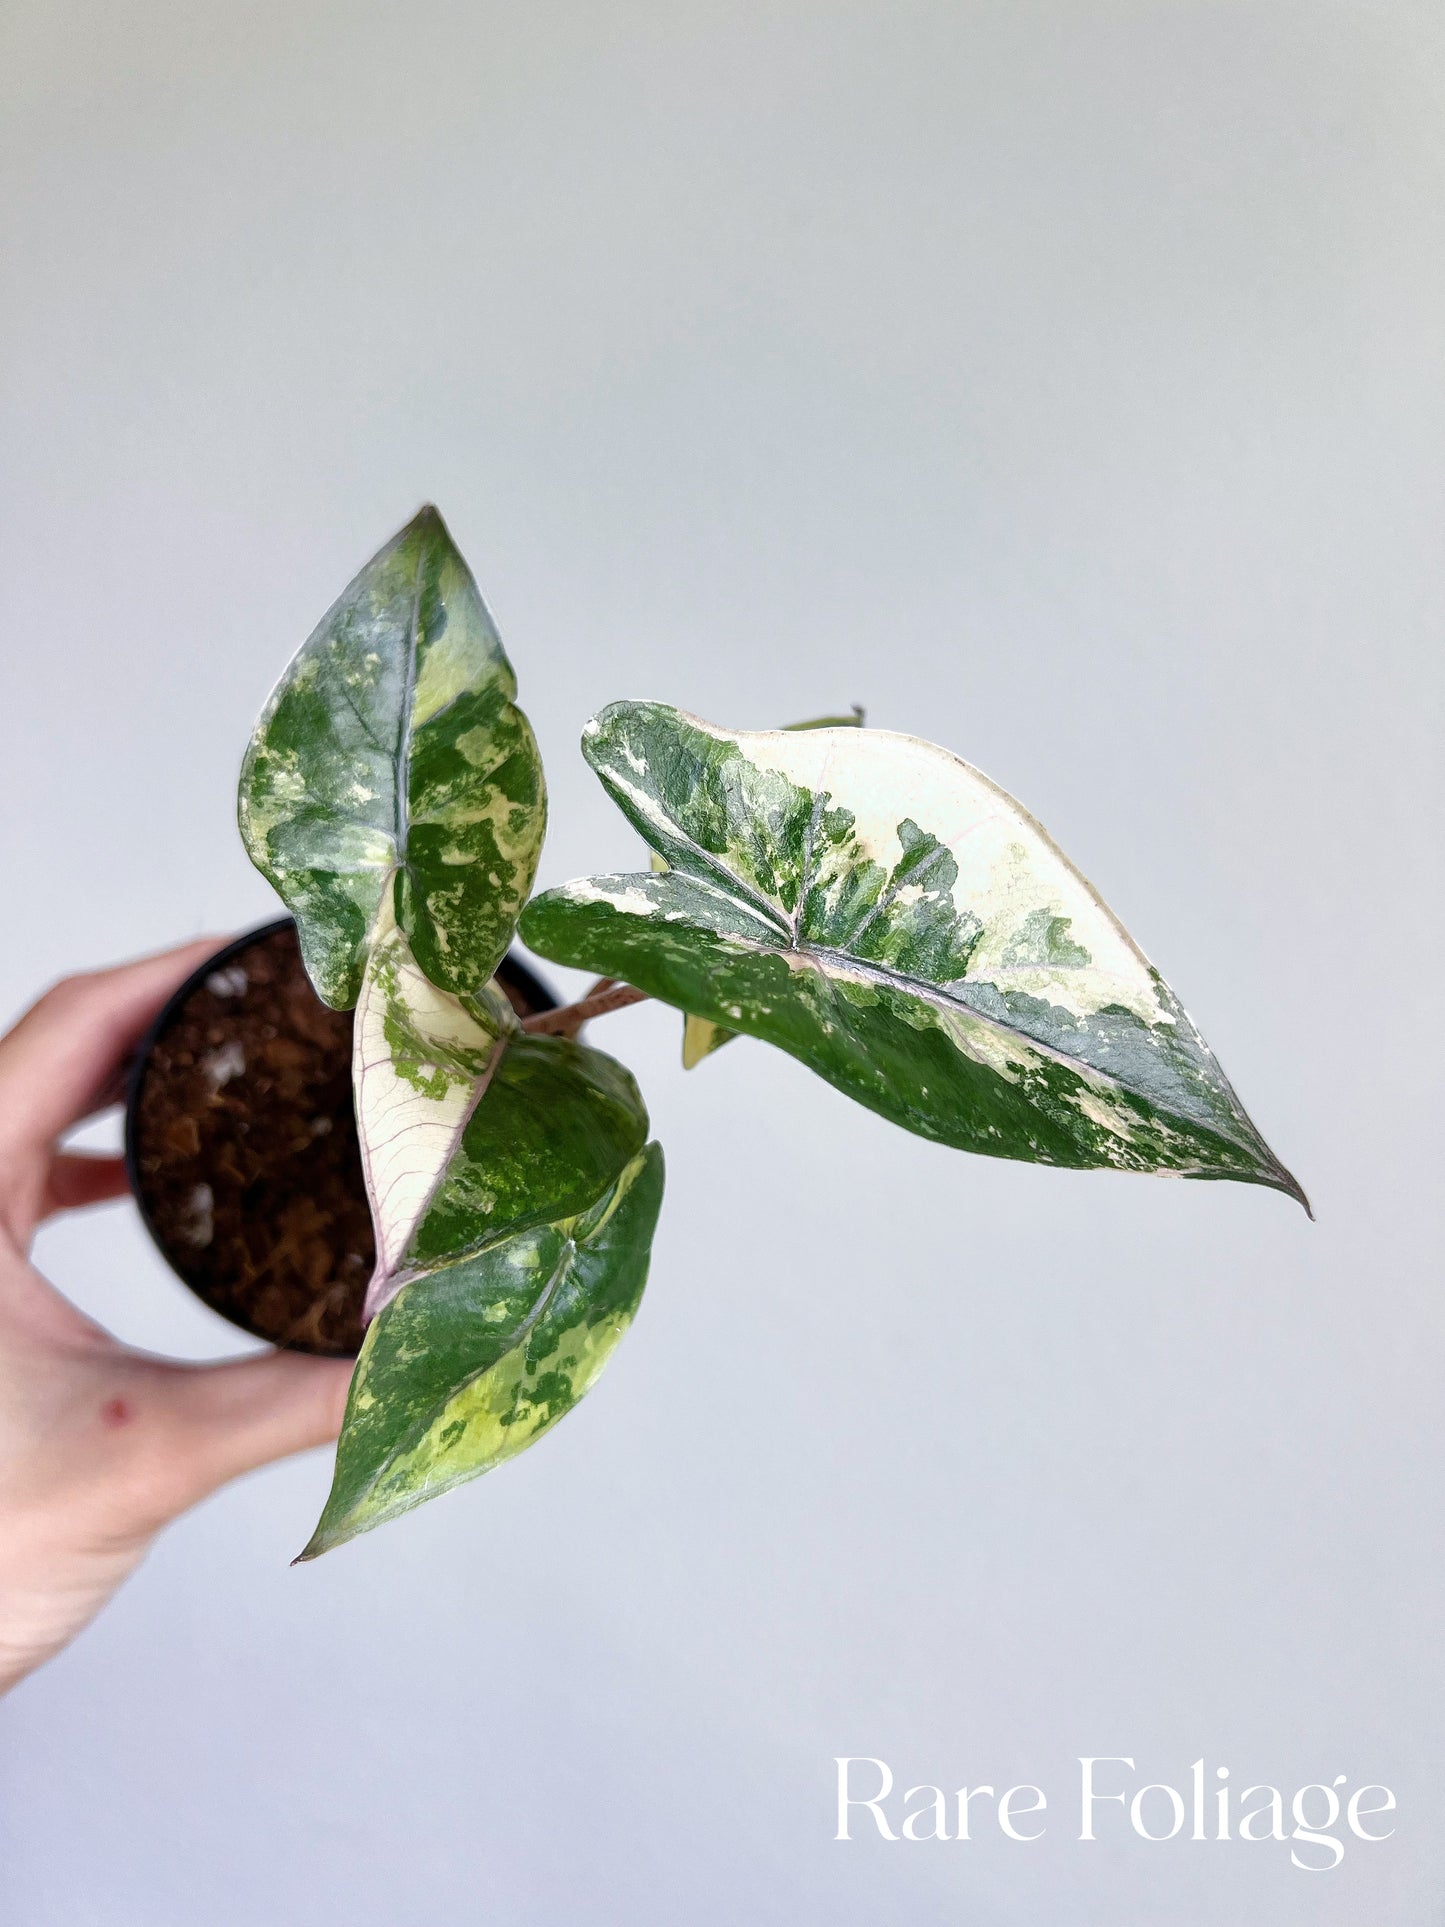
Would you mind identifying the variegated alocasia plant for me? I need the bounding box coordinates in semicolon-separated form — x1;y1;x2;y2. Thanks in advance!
521;704;1307;1203
238;508;1304;1560
240;508;661;1558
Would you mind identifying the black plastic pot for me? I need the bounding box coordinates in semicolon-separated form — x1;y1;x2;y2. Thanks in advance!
125;917;557;1357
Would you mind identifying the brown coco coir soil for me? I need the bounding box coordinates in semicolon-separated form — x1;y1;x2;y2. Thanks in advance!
129;924;376;1355
130;923;555;1356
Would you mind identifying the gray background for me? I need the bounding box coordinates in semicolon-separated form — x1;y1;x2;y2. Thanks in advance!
1;2;1440;1921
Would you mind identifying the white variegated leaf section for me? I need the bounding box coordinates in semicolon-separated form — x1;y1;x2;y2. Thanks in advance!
588;711;1164;1030
354;902;514;1305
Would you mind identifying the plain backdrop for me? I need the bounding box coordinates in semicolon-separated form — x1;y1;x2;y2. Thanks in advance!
1;3;1441;1922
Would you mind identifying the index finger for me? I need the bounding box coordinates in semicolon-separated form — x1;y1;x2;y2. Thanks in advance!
0;938;229;1159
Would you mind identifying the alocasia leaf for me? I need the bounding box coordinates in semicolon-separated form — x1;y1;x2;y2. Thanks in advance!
352;911;649;1321
239;505;546;1008
520;702;1305;1207
298;1143;664;1558
299;915;653;1554
352;904;513;1287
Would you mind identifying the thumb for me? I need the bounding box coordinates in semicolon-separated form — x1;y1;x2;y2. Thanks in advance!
161;1351;353;1501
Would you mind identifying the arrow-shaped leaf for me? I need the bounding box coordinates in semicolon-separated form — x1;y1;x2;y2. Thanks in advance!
520;702;1305;1205
298;1143;664;1558
353;913;649;1321
239;506;546;1008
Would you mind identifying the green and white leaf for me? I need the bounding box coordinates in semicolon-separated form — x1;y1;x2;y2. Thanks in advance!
520;702;1305;1205
352;905;512;1291
402;1025;649;1278
239;505;546;1008
650;851;734;1067
353;911;649;1321
654;708;863;1069
299;1143;664;1559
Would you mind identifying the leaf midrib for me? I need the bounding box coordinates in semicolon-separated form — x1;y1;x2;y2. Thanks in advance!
597;761;796;940
617;873;1265;1165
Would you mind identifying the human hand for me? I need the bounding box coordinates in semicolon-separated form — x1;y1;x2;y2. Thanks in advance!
0;941;352;1694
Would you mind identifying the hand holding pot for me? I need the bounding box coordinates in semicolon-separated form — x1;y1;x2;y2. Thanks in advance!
0;942;351;1695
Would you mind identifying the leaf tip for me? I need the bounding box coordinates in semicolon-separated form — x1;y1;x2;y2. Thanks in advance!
292;1517;347;1563
1265;1159;1313;1219
403;501;453;550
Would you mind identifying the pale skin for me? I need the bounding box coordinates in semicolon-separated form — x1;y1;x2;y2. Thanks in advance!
0;940;353;1695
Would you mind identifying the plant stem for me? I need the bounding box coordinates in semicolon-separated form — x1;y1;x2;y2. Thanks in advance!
522;978;649;1039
